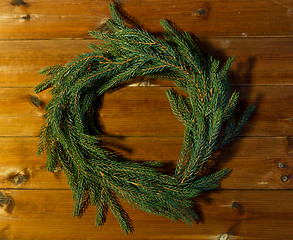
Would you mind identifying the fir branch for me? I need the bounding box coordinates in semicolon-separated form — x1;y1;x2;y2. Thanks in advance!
35;2;254;234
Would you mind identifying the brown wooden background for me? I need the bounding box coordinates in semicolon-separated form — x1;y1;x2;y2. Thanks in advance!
1;0;293;239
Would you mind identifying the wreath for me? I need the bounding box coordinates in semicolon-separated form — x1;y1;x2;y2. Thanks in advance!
35;3;254;234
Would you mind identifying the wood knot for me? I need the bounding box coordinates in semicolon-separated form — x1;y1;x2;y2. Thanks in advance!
231;201;241;209
0;192;14;214
193;8;209;17
98;22;111;34
8;169;31;186
29;95;45;108
231;201;244;214
11;0;28;7
21;14;31;20
12;174;29;185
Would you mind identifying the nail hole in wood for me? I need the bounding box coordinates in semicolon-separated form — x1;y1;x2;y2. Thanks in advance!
53;167;61;173
278;162;286;168
218;232;230;240
281;175;289;182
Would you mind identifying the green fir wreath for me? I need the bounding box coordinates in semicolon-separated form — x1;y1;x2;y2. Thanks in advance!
35;3;254;234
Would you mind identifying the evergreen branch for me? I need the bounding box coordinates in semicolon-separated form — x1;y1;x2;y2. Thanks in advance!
35;2;254;234
93;187;109;227
106;189;134;234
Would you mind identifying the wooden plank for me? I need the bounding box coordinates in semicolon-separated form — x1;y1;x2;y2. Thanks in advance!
1;86;293;137
1;38;293;87
0;0;109;40
0;40;90;87
0;136;292;190
0;88;46;137
101;86;293;137
106;136;293;190
0;0;293;39
0;189;292;239
0;137;68;190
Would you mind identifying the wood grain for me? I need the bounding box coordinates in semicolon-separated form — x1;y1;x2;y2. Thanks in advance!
0;1;292;239
0;0;293;39
99;86;293;137
1;86;293;137
0;136;292;190
1;38;293;87
0;189;292;240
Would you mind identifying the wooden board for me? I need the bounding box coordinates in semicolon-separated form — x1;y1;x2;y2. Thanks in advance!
1;38;293;87
0;190;292;239
0;86;293;137
0;0;293;39
1;86;288;137
100;86;293;137
0;136;292;190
